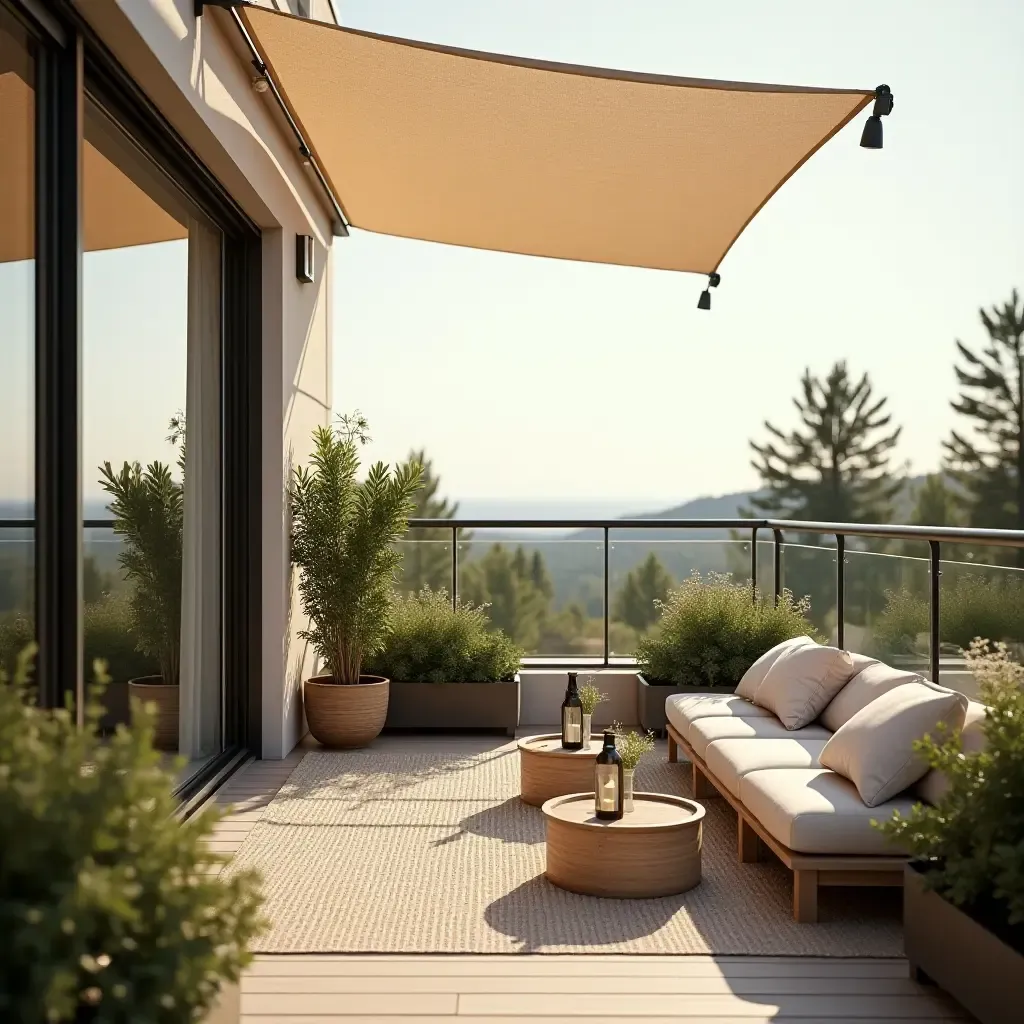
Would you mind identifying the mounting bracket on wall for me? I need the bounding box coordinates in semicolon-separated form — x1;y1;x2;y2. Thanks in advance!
195;0;245;16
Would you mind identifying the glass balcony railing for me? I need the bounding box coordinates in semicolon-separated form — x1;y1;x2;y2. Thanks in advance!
5;516;1024;684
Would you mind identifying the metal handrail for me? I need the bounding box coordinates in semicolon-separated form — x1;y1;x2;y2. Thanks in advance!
6;515;1024;680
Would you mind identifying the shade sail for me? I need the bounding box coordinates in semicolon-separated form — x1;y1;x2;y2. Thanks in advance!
0;71;187;264
243;7;873;275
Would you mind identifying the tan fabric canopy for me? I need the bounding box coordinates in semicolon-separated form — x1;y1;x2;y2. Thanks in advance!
0;71;187;264
243;7;873;275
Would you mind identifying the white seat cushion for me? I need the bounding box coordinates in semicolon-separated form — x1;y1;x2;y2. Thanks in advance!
705;737;829;798
740;768;918;856
665;692;770;742
687;715;831;760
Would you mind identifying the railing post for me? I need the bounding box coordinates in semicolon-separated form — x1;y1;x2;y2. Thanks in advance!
749;525;759;602
836;534;845;649
451;525;458;609
772;529;783;606
603;526;610;666
929;540;941;684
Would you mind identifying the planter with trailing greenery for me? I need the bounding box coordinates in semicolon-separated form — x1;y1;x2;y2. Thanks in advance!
98;422;184;751
369;587;523;735
0;647;266;1023
877;642;1023;1024
634;571;819;734
290;416;421;748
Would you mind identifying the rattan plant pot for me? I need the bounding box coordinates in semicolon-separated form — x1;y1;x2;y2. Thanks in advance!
128;675;179;751
304;674;389;748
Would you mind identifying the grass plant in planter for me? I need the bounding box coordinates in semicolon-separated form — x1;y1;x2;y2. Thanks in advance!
877;642;1024;1024
0;647;266;1023
634;571;819;734
369;587;524;735
290;416;421;748
98;422;184;752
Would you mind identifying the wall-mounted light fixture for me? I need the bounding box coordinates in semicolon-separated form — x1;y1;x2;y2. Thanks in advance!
296;234;315;284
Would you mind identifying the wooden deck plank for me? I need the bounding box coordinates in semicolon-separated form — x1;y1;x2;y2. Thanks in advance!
241;992;457;1015
242;974;924;996
457;993;960;1018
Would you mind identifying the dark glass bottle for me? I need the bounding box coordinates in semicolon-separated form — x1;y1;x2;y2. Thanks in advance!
560;671;583;750
594;731;624;820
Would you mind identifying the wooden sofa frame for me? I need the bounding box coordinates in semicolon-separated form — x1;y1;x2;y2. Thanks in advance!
667;721;906;923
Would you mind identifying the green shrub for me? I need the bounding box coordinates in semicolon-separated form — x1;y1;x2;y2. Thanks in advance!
0;648;266;1022
878;641;1024;944
869;587;929;656
0;596;157;685
368;587;523;682
635;571;820;687
872;573;1024;657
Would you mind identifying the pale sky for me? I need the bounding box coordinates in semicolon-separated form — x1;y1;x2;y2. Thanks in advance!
331;0;1024;503
2;1;1022;511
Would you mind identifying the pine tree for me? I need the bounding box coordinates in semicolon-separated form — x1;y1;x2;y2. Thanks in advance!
745;361;904;633
943;290;1024;556
529;550;553;600
459;544;550;651
613;553;673;632
910;474;961;528
746;360;903;524
399;449;467;593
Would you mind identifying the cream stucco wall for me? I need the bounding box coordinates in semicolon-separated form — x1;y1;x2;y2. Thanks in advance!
78;0;336;758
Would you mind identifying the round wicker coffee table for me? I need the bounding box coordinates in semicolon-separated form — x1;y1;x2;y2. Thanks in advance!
541;791;705;898
518;733;602;807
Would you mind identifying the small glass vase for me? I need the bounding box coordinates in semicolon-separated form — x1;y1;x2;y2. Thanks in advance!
623;769;635;813
582;713;593;744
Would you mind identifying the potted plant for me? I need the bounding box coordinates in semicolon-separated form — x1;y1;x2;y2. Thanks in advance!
578;677;608;739
634;570;819;734
612;722;655;813
98;419;184;751
0;646;266;1023
290;415;421;748
877;639;1023;1024
369;587;523;734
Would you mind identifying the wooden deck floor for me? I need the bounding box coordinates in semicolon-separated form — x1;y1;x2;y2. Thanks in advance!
210;746;970;1023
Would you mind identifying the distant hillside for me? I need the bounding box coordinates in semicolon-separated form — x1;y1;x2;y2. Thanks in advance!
495;476;931;612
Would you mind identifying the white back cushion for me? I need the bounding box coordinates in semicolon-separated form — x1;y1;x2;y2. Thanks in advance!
752;643;857;730
820;681;968;806
916;700;988;804
734;635;815;701
820;660;924;733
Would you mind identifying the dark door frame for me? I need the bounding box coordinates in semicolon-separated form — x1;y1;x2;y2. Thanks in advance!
7;0;263;787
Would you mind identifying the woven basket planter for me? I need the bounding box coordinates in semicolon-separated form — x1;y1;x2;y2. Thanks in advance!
304;674;389;748
128;676;179;751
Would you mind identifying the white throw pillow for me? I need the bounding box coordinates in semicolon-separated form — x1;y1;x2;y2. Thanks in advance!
752;643;857;730
820;660;925;732
820;681;968;807
734;635;815;701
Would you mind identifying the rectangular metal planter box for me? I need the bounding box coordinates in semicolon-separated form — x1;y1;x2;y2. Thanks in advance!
384;674;520;736
904;863;1022;1024
636;673;730;736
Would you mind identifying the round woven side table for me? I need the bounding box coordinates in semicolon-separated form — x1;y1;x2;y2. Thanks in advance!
517;733;602;807
542;791;704;899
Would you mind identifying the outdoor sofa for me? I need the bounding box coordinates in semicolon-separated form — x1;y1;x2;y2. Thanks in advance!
666;636;987;922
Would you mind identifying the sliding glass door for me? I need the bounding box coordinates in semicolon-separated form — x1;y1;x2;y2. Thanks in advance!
1;0;262;791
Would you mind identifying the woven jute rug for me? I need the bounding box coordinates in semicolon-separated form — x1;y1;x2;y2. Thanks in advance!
226;739;903;955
